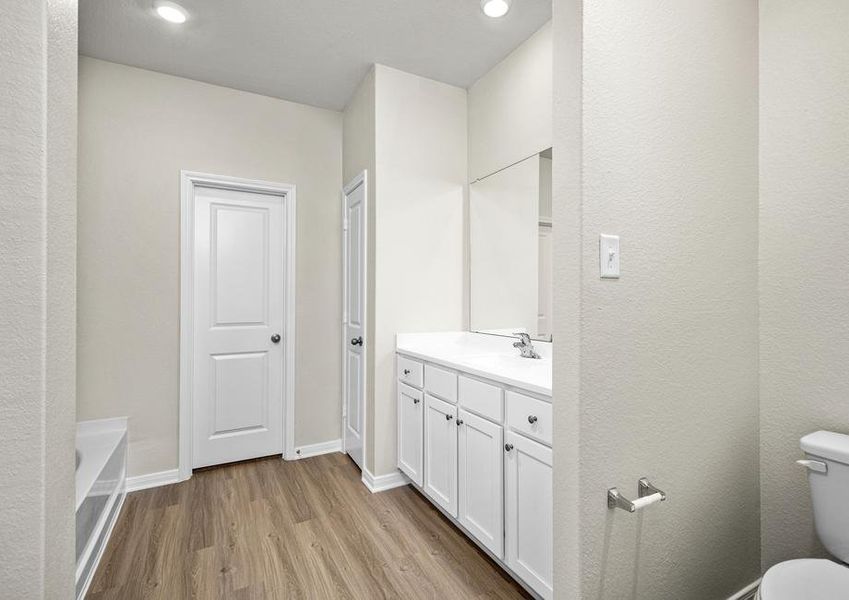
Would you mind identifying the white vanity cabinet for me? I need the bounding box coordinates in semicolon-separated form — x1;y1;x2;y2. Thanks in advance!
505;430;553;598
423;393;458;515
395;347;553;600
397;383;424;486
458;408;504;557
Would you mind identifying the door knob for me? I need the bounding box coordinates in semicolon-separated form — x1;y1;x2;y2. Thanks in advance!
271;333;281;344
504;443;514;452
351;336;363;346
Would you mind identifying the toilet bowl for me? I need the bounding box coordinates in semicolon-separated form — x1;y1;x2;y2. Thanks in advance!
758;431;849;600
757;558;849;600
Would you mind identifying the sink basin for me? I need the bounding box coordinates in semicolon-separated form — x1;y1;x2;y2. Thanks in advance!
462;353;549;373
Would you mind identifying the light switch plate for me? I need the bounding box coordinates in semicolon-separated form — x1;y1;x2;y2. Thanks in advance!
599;234;620;278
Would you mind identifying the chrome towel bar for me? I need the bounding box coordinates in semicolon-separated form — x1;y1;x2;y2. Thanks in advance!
608;478;666;513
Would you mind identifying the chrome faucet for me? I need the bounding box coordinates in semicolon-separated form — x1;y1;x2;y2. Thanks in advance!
513;332;541;359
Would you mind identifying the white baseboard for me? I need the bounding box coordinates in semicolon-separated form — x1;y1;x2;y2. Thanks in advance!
727;579;760;600
126;468;180;492
293;438;342;459
361;467;409;493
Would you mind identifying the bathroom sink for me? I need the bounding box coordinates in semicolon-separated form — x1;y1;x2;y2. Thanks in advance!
456;353;551;392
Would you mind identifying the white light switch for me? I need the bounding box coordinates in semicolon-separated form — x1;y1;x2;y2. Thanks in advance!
599;234;620;278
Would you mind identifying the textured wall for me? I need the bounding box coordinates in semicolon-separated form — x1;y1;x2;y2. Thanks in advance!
0;0;77;596
759;0;849;570
551;0;582;596
77;58;343;477
576;2;760;597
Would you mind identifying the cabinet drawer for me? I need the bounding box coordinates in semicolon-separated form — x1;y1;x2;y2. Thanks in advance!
505;391;552;446
458;376;503;422
397;355;423;389
425;364;457;403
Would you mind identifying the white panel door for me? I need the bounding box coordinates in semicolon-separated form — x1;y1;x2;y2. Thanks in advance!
458;409;504;558
343;175;366;468
505;431;553;600
397;383;423;486
538;224;553;337
193;186;285;468
424;394;458;516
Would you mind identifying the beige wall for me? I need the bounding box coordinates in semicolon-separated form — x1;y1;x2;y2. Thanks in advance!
468;21;552;182
553;1;761;597
342;68;377;470
759;0;849;571
77;58;343;477
371;65;467;476
0;0;77;596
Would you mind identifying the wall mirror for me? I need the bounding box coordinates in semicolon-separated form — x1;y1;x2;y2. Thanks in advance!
470;148;553;341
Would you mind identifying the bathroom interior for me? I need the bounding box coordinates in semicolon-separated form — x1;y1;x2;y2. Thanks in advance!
2;1;848;599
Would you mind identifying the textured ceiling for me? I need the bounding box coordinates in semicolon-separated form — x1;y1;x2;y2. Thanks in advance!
79;0;551;111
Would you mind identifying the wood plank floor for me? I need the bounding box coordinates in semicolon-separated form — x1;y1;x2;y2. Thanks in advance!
88;453;531;599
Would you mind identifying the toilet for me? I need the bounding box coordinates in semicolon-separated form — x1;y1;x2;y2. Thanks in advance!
757;431;849;600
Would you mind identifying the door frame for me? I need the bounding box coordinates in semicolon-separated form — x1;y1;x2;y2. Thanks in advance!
179;171;297;481
341;170;368;467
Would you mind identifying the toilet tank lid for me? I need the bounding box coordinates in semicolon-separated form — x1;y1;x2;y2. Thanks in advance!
801;431;849;465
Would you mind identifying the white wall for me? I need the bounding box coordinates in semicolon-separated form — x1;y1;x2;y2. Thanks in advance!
554;1;761;597
342;68;377;469
759;0;849;571
77;58;343;477
551;0;582;596
371;65;467;476
468;21;552;181
0;1;77;596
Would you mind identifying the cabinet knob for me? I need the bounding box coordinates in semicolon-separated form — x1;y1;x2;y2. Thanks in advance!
456;419;463;426
446;414;453;421
528;415;538;424
504;443;514;452
403;369;411;375
270;333;281;344
413;398;420;404
351;336;363;346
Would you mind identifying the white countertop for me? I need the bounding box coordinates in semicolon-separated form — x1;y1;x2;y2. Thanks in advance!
396;331;552;397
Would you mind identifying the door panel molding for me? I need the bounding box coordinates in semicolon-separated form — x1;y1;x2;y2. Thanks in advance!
179;171;297;481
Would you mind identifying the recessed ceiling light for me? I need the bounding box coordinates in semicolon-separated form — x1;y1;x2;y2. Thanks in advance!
155;1;188;24
481;0;511;18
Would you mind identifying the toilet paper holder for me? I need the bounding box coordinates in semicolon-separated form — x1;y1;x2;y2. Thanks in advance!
608;478;667;513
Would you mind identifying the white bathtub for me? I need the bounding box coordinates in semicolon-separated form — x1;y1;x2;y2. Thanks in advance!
75;418;127;600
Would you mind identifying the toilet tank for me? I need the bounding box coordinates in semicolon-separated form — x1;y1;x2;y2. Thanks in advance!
800;431;849;563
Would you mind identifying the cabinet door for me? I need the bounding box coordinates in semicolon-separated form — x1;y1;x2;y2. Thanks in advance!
458;409;504;558
505;431;553;600
397;383;424;486
424;394;457;516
